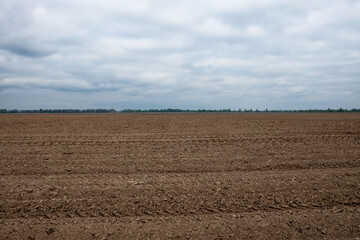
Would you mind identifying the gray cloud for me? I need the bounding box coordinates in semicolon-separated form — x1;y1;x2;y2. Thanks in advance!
0;0;359;109
0;39;56;58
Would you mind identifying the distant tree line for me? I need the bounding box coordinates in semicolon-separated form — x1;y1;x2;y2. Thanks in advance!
0;108;359;113
0;108;116;113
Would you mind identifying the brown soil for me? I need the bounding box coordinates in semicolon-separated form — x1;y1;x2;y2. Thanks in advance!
0;113;359;239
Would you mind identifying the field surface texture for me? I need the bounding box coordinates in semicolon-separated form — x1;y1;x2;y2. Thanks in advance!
0;113;359;239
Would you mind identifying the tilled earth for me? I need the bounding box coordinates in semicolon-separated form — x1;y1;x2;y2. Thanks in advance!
0;113;359;239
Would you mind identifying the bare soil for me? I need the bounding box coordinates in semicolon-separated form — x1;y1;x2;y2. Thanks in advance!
0;113;359;239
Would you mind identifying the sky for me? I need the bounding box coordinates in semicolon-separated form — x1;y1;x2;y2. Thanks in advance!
0;0;359;110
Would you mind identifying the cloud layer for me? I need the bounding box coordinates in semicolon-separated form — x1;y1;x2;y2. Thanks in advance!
1;0;359;109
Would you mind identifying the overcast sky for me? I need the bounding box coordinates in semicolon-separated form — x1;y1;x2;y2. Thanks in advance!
0;0;359;110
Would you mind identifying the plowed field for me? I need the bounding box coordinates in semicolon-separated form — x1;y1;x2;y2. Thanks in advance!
1;113;359;239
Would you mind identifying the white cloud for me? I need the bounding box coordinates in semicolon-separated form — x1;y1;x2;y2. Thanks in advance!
67;0;149;15
289;86;306;94
0;78;92;90
195;18;239;37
